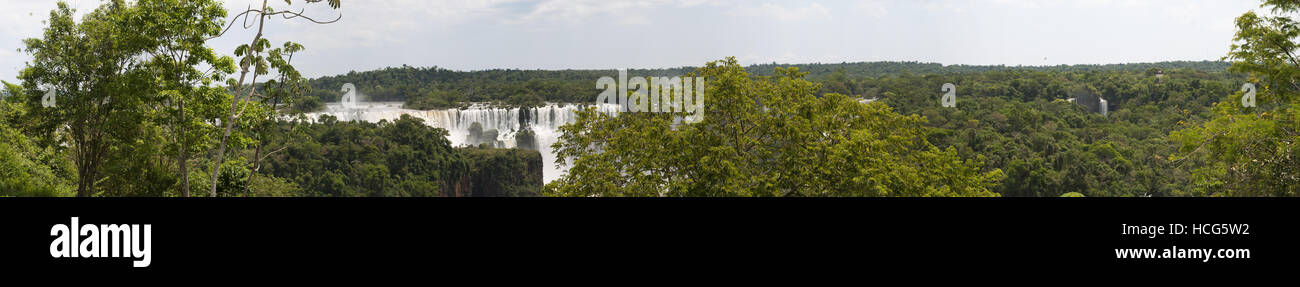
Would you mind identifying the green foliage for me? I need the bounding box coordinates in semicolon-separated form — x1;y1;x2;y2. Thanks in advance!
536;56;1243;197
286;95;324;113
547;57;1004;197
306;61;1228;111
207;0;342;197
514;128;538;150
216;158;251;196
20;1;168;196
810;60;1243;197
0;86;75;196
246;175;301;197
2;0;1286;197
460;147;543;197
259;114;468;196
305;66;694;109
1169;0;1300;196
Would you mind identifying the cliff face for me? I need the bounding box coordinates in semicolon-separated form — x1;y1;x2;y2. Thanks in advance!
445;175;473;197
452;148;544;197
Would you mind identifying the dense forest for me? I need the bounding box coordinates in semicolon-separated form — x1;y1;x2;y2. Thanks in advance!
3;57;1246;197
0;0;541;197
295;59;1243;197
253;114;540;197
3;0;1300;197
851;67;1243;196
543;58;1248;197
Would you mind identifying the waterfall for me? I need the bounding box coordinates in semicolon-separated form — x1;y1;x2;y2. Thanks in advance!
307;101;621;183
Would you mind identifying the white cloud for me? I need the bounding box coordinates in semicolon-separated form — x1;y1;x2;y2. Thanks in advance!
0;48;22;84
855;0;889;18
510;0;724;25
0;0;99;37
0;0;92;83
922;0;965;14
727;2;832;22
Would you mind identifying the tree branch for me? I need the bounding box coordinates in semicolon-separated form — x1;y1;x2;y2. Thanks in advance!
206;7;342;41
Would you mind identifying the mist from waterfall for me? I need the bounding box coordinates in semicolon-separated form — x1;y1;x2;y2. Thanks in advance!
307;100;620;183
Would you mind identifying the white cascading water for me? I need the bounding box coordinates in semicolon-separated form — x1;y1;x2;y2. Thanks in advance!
305;84;620;183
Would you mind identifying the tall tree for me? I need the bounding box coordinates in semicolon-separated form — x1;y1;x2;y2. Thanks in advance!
20;1;156;197
206;0;341;197
135;0;235;197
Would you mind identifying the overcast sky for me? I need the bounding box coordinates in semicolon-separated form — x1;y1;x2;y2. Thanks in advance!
0;0;1266;82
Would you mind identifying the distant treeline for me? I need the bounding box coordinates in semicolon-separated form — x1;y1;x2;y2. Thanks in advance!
850;66;1247;196
299;61;1231;111
302;66;693;110
746;60;1230;78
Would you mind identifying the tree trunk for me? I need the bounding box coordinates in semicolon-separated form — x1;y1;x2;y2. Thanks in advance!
179;99;190;197
209;0;268;197
76;150;101;197
210;106;237;197
76;162;91;197
244;142;262;197
75;127;95;197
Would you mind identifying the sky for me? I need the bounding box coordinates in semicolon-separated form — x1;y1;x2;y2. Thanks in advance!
0;0;1267;82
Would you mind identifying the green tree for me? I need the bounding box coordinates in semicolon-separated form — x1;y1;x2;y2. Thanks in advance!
258;114;469;197
547;57;1004;197
20;1;158;196
1172;0;1300;196
207;0;342;197
136;0;234;197
20;0;242;197
0;82;76;196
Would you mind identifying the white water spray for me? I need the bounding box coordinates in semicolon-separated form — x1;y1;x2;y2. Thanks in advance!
308;90;620;182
